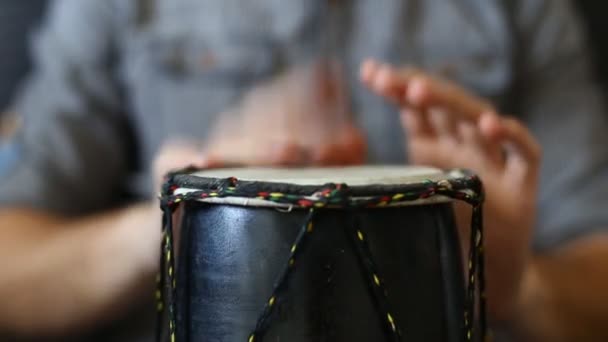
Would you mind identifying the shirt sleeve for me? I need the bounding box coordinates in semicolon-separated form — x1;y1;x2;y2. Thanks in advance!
513;0;608;250
0;0;132;215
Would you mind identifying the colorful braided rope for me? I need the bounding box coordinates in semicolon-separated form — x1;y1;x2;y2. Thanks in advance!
157;169;486;342
248;208;317;342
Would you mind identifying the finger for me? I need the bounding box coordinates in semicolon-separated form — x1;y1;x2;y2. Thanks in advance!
406;75;493;121
360;59;379;85
340;125;368;165
371;64;404;103
312;143;349;166
407;138;454;169
155;144;205;173
199;156;225;169
428;108;459;143
360;60;407;104
475;112;506;163
500;123;542;180
458;120;483;149
480;114;541;181
470;112;505;167
477;111;504;141
207;140;308;167
362;60;493;121
312;125;367;166
153;142;208;194
400;108;434;138
480;114;541;165
270;142;309;166
458;120;504;170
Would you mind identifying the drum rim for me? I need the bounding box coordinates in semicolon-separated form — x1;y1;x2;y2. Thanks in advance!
165;168;477;208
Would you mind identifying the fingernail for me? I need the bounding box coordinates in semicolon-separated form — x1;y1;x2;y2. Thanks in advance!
479;112;502;139
360;60;376;82
407;78;431;107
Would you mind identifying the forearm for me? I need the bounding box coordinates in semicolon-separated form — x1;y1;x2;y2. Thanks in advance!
0;204;160;336
515;233;608;341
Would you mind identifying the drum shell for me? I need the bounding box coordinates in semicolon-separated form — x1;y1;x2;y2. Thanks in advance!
176;201;465;342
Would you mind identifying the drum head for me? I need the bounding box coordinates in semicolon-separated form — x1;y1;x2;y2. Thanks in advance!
190;165;447;186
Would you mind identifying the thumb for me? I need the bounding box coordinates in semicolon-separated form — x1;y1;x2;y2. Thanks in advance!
154;141;207;193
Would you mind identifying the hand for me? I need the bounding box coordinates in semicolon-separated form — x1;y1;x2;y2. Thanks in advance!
205;62;367;166
152;141;209;194
361;59;542;321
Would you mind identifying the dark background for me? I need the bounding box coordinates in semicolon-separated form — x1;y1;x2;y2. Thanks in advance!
0;0;47;112
577;1;608;89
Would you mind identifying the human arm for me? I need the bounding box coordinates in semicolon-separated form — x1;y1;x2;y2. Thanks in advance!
361;58;608;341
0;0;156;337
359;1;608;336
506;1;608;339
0;135;221;338
203;61;367;166
360;52;608;340
0;5;364;335
0;205;159;336
360;57;538;318
517;234;608;341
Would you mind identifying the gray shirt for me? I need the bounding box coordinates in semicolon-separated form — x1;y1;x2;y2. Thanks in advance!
1;0;607;252
0;0;47;111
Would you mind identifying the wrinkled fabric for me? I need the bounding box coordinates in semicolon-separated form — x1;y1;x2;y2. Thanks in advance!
1;0;607;248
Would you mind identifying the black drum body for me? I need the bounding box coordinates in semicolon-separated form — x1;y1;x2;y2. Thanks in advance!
176;202;464;341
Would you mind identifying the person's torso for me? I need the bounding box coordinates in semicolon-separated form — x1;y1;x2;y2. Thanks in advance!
113;0;516;199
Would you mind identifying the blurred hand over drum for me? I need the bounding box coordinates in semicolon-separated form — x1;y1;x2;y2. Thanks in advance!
154;58;541;322
153;63;368;256
361;59;542;322
204;62;367;166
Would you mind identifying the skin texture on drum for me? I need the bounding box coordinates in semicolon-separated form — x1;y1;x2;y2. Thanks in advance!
176;202;464;342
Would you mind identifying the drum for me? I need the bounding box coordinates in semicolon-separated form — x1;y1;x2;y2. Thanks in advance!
157;166;486;342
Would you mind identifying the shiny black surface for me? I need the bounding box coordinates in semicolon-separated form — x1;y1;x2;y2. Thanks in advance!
177;202;464;341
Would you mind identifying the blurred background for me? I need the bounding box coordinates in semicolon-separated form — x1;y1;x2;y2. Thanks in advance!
0;0;47;114
0;0;606;126
0;1;47;175
0;1;606;341
577;1;608;91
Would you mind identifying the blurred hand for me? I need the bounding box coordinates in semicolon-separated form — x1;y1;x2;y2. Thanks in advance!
205;62;367;166
361;59;541;321
152;141;209;195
